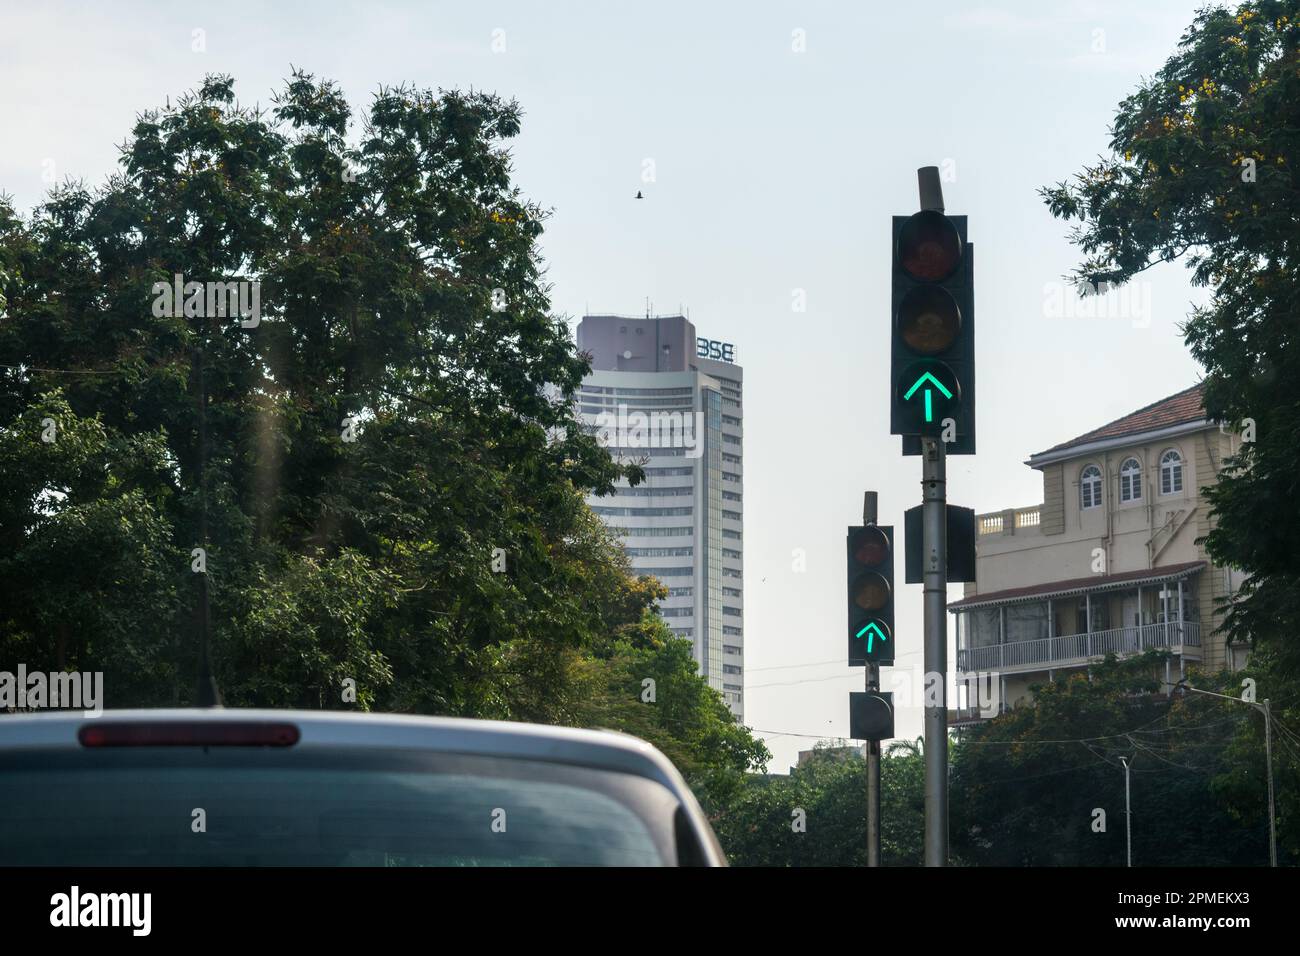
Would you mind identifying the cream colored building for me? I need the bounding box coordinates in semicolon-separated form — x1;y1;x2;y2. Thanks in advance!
950;383;1248;721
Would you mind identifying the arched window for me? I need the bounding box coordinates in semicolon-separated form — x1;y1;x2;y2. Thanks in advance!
1080;465;1102;510
1120;457;1142;502
1160;449;1183;495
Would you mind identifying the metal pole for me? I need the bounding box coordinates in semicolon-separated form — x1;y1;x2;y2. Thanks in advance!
867;665;881;866
1118;755;1132;866
921;436;948;866
863;492;882;867
1171;682;1278;867
1264;699;1277;868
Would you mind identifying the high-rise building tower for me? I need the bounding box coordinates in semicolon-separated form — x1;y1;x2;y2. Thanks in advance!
575;314;744;718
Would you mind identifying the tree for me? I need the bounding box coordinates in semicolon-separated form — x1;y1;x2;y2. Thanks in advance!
951;652;1281;866
568;600;770;818
1040;0;1300;670
713;739;926;866
0;71;642;717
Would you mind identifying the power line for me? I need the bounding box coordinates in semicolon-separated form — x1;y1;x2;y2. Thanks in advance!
0;362;123;376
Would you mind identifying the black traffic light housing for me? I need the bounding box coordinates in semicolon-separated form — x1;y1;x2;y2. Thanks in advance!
846;524;894;666
850;691;895;741
891;204;976;456
904;504;977;583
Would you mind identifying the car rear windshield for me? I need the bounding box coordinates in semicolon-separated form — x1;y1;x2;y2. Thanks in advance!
0;747;681;866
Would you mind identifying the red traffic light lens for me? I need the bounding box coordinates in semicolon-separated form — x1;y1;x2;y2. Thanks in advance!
852;571;891;611
851;526;890;566
898;210;962;281
898;286;962;354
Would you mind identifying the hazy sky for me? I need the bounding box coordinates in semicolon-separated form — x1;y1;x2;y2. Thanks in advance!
1;0;1214;770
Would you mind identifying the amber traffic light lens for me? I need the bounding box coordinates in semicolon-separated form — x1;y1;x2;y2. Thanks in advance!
898;210;962;281
852;571;891;611
898;286;962;355
852;526;890;566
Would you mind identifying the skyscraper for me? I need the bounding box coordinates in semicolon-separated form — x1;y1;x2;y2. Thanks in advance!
576;314;744;719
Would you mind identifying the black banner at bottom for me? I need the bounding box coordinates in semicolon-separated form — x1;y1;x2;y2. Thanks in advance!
0;865;1288;941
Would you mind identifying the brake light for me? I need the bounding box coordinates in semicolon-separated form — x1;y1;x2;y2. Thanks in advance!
79;721;300;747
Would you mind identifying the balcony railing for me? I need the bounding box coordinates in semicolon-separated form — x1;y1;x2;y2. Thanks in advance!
977;505;1042;536
957;622;1201;673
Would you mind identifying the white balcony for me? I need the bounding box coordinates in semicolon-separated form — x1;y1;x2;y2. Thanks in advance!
957;621;1201;675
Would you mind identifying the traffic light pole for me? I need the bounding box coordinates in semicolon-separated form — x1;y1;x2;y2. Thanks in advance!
921;436;948;866
863;492;882;867
867;663;881;866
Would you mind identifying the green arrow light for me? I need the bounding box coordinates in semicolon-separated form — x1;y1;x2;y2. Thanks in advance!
855;622;887;652
903;371;953;424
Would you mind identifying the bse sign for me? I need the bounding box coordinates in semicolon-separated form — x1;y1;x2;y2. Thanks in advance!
696;337;736;363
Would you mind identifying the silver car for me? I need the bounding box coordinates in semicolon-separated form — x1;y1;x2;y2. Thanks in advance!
0;709;726;867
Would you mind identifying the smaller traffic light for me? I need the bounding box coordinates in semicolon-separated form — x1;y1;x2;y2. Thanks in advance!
850;692;895;741
847;524;895;666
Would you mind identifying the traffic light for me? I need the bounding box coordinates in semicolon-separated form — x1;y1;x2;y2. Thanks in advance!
846;524;894;666
850;691;895;741
890;206;975;454
904;504;977;583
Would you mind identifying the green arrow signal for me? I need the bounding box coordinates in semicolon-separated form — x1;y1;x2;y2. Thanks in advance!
903;371;953;423
855;621;888;652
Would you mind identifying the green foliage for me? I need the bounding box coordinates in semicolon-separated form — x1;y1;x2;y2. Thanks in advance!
717;655;1298;866
952;652;1296;866
1040;0;1300;669
0;71;633;718
569;606;770;817
0;392;182;703
714;739;925;866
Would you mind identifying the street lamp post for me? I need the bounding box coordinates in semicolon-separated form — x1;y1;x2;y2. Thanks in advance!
1173;681;1277;867
1118;754;1132;867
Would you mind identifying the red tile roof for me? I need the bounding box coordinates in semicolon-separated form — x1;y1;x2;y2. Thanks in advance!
1035;382;1207;457
948;561;1206;611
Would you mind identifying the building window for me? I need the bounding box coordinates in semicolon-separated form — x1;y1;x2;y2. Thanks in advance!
1080;465;1102;510
1160;449;1183;495
1119;458;1142;502
641;567;694;578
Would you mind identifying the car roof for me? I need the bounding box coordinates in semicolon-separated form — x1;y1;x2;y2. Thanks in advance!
0;712;728;868
1;708;670;782
0;708;724;863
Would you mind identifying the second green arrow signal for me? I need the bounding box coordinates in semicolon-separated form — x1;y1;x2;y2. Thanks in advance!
896;360;961;435
847;524;895;666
